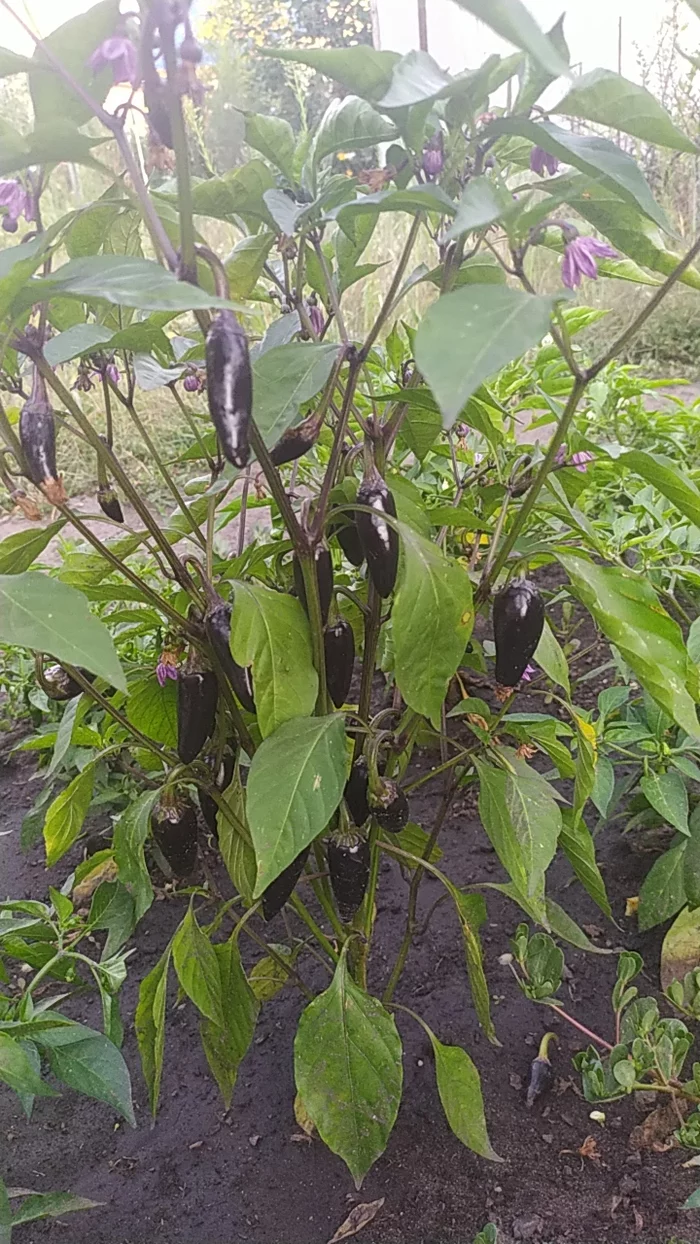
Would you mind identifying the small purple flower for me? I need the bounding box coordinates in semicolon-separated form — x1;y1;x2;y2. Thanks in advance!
307;303;325;337
554;444;568;468
105;362;120;385
183;371;202;393
156;657;178;688
0;179;33;232
520;663;537;682
571;450;595;473
88;35;139;87
561;234;617;289
422;131;444;179
530;146;559;177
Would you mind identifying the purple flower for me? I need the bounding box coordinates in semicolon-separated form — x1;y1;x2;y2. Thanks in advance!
88;35;139;87
105;363;120;385
0;179;33;232
156;658;178;687
530;146;559;177
307;304;325;337
554;444;568;468
561;234;617;289
422;131;444;179
571;450;595;473
520;663;537;682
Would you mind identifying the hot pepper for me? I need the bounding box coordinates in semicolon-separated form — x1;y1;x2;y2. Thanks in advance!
332;516;365;568
205;310;252;469
177;653;219;764
199;749;235;837
493;578;545;689
204;599;255;714
151;789;198;876
96;483;124;524
41;662;92;701
356;465;399;598
327;831;370;922
19;366;66;505
526;1032;557;1108
369;777;409;834
344;755;371;827
324;618;355;708
269;405;325;467
262;846;310;922
293;543;334;627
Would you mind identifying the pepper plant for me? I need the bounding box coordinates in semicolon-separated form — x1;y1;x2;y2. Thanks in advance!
1;0;700;1190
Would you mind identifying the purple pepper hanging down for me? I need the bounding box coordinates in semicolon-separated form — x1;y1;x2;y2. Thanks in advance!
324;618;355;708
177;653;219;764
327;831;370;922
356;465;399;598
331;515;365;567
97;483;124;523
262;847;310;922
204;598;256;714
369;777;409;834
269;405;326;467
293;543;334;626
344;755;371;827
41;662;94;701
493;578;545;689
151;790;199;876
526;1032;557;1108
205;309;252;469
19;366;66;505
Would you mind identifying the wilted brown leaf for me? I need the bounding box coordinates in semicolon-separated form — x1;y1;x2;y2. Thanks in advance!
625;896;639;917
326;1198;385;1244
73;856;118;905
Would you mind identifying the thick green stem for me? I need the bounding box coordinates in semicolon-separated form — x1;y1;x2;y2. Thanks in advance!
311;841;345;941
0;393;25;470
290;893;339;963
298;552;328;713
249;423;304;552
312;354;359;542
354;586;382;761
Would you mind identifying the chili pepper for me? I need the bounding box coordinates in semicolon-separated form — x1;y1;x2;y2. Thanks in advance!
42;663;85;701
356;466;399;598
369;777;409;834
151;790;198;876
324;618;355;708
493;577;545;689
526;1032;557;1108
327;831;370;922
293;544;334;626
177;654;219;764
199;749;235;837
344;755;370;827
205;310;252;469
204;600;255;714
269;405;325;467
19;366;66;505
96;483;124;523
331;516;365;568
262;846;310;922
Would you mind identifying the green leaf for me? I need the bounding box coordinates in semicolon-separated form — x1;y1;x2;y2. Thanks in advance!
0;521;64;575
172;905;224;1028
0;47;35;75
591;755;615;819
640;770;689;835
450;0;569;77
127;675;178;749
225;231;275;301
513;15;569;113
559;808;612;919
685;816;700;909
502;749;561;894
30;0;119;126
660;905;700;992
689;618;700;667
447;177;507;240
259;45;400;102
333;185;455;242
312;95;397;167
217;776;256;905
545;898;611;953
200;936;259;1110
391;822;443;868
43;765;94;868
483;117;669;232
294;944;402;1189
0;572;126;691
554;70;695;153
24;256;246;315
0;1032;56;1100
0;123;105;177
638;842;687;931
558;554;700;741
425;1026;502;1161
135;943;171;1118
397;400;442;462
44;323;114;366
253;343;341;450
42;1031;134;1125
533;619;570;695
393;524;473;728
683;1186;700;1211
88;881;135;958
112;789;159;922
230;581;317;738
188;161;276;225
619;450;700;529
249;945;297;1001
415;285;563;427
244;112;296;181
9;1190;100;1228
247;715;347;897
475;759;530;898
454;892;499;1045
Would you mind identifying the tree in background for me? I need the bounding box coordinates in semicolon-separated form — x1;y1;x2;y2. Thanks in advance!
198;0;372;170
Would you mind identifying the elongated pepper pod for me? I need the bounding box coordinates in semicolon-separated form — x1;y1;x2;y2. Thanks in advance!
199;749;235;837
151;790;198;876
332;517;365;568
344;756;370;827
269;405;325;467
356;467;399;598
262;846;310;922
369;777;409;834
41;663;92;701
493;578;545;689
327;832;370;922
526;1032;557;1108
19;367;66;505
204;599;255;714
97;484;124;524
293;544;334;627
324;618;355;708
177;655;219;764
205;310;252;469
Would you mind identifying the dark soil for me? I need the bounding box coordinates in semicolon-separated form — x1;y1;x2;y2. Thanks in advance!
2;615;700;1244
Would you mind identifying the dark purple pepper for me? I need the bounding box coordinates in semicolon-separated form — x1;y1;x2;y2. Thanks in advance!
344;756;370;827
43;663;93;701
151;791;198;876
324;618;355;709
204;600;255;714
293;544;334;627
356;468;399;598
493;578;545;689
332;517;365;568
177;664;219;764
262;847;310;922
327;832;370;922
144;80;174;148
269;406;325;466
526;1033;557;1108
369;778;409;834
19;367;66;505
205;309;252;469
200;749;235;836
96;484;124;523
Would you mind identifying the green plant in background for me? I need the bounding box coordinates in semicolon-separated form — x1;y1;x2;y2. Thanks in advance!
1;0;700;1195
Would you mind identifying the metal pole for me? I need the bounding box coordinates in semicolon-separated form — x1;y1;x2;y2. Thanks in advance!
418;0;428;52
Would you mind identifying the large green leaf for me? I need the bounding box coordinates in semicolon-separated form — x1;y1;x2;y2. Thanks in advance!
43;765;95;868
501;749;561;893
559;808;612;919
0;123;105;177
513;15;569;113
475;759;529;898
378;49;499;112
311;95;397;167
30;0;119;126
640;770;689;836
172;905;225;1028
259;45;400;102
44;323;114;366
447;177;507;240
253;343;341;449
0;572;126;691
216;775;256;905
426;1026;501;1161
392;523;473;727
294;944;402;1188
0;47;35;75
558;554;700;740
247;714;347;897
554;70;695;153
244;112;296;182
0;521;65;575
41;1029;134;1125
333;185;455;242
230;581;317;738
414;285;562;427
9;1190;100;1228
638;842;687;931
23;257;245;315
660;905;700;991
188;161;276;224
127;675;178;749
618;450;700;529
454;892;499;1045
226;231;275;300
200;936;259;1110
533;619;569;695
135;942;171;1117
451;0;569;77
112;789;159;922
0;1032;56;1100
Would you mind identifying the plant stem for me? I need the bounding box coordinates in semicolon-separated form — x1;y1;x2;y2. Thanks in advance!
160;14;197;282
354;586;382;760
249;423;304;552
170;384;216;471
360;214;423;362
313;236;348;343
547;1003;613;1051
311;352;357;540
290;893;339;963
356;822;380;991
239;922;314;1000
0;393;25;470
64;663;178;763
310;842;345;941
297;551;328;713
